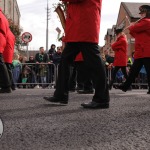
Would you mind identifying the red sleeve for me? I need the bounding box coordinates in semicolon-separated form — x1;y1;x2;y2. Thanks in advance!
129;19;150;33
111;40;125;51
60;0;84;3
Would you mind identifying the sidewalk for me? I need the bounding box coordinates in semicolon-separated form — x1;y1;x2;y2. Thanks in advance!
0;89;150;150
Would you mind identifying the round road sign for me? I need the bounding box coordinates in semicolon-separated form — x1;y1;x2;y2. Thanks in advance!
22;32;32;43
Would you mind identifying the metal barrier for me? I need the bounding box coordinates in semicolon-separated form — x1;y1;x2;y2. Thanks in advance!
12;62;148;89
12;63;58;89
106;67;148;89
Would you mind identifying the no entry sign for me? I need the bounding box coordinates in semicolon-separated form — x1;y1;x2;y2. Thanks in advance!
22;32;32;43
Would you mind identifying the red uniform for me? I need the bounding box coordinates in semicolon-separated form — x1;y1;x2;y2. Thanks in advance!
3;30;15;63
0;8;9;53
61;0;101;43
129;18;150;59
111;35;128;66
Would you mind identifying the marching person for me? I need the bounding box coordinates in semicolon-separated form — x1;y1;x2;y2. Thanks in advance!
3;29;16;90
0;8;11;93
109;28;128;90
44;0;110;109
118;5;150;94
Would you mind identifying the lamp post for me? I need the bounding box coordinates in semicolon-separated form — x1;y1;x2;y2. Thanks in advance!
46;0;50;52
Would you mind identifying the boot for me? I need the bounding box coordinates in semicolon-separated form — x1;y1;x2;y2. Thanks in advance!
0;87;12;93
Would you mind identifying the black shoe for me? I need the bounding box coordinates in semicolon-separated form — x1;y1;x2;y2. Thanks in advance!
11;87;16;91
77;90;94;94
0;87;12;93
69;89;76;92
81;101;109;109
43;96;68;104
127;86;132;91
109;85;112;90
147;91;150;94
117;84;127;92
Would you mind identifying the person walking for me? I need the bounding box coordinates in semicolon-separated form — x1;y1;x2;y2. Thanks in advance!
0;8;11;93
44;0;109;109
118;5;150;94
3;29;16;90
109;28;128;90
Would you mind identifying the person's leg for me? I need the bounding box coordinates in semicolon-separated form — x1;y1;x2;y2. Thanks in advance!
5;63;15;90
120;66;128;79
143;58;150;94
109;66;120;90
0;54;11;93
80;43;109;107
120;59;143;91
83;80;93;92
44;43;80;103
76;61;84;91
68;64;77;91
77;62;94;94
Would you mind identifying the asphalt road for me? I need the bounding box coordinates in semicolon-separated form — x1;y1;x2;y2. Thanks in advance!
0;88;150;150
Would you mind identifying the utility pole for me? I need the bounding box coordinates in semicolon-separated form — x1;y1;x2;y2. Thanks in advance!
46;0;50;52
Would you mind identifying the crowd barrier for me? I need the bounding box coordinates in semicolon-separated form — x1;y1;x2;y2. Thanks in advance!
106;67;148;89
13;63;148;89
13;63;57;89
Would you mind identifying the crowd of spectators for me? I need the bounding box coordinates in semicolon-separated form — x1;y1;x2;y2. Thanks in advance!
10;45;148;90
11;44;62;89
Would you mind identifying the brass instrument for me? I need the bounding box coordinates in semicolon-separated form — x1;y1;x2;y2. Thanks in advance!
54;2;67;30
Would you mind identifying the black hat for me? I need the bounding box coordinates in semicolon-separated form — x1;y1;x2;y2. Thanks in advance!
139;5;150;14
114;28;123;35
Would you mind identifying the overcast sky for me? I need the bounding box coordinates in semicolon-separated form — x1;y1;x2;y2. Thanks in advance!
17;0;150;50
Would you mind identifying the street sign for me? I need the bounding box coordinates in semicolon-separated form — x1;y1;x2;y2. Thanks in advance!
22;32;32;43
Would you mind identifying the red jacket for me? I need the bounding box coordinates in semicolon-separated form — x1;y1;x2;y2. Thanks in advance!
74;52;83;61
129;18;150;59
0;9;9;53
61;0;102;44
111;35;127;66
3;30;15;63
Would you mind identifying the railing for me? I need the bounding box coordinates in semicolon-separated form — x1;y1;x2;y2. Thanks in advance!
12;62;148;89
106;66;148;89
12;63;57;89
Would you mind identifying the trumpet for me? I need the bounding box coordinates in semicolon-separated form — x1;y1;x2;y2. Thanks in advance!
54;2;68;30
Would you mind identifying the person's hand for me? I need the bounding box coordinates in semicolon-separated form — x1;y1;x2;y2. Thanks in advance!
130;22;135;26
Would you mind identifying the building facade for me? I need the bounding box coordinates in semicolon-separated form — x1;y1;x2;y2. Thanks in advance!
0;0;20;25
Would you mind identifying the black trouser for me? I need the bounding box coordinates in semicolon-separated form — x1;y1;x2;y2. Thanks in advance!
123;58;150;90
0;54;11;88
110;66;128;86
68;64;78;90
76;61;93;91
5;63;15;88
54;42;109;103
69;62;93;91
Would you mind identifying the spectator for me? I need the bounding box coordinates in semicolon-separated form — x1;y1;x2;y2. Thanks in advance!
48;44;56;62
35;47;50;87
26;56;37;88
53;47;62;66
12;53;22;89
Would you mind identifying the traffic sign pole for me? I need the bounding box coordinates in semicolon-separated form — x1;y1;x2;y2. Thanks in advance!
22;32;32;60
